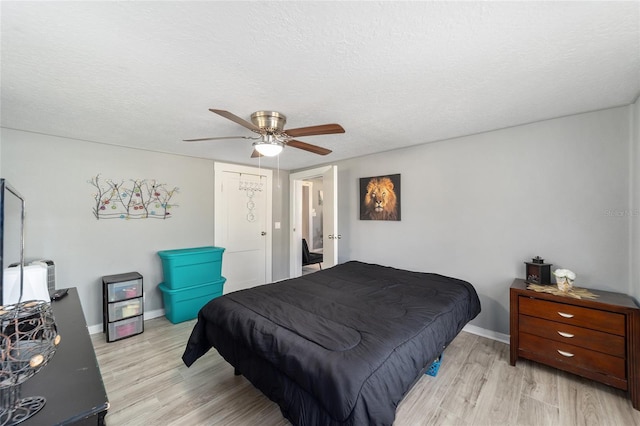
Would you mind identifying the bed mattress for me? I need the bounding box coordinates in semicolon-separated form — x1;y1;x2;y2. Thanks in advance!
183;260;481;425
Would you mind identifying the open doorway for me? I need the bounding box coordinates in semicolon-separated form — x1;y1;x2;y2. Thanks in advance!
301;177;324;253
289;165;338;278
301;178;324;275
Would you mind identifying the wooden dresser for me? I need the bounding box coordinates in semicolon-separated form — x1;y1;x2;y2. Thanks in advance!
510;278;640;410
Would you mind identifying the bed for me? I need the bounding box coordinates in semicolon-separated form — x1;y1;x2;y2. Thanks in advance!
182;260;481;425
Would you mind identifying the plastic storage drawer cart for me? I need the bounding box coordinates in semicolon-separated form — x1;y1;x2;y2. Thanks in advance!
157;246;224;289
159;278;226;324
157;246;226;324
102;272;144;342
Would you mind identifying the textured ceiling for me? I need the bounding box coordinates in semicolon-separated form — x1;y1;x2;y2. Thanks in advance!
2;1;639;171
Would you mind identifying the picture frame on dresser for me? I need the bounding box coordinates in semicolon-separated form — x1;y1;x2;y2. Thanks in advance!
509;278;640;411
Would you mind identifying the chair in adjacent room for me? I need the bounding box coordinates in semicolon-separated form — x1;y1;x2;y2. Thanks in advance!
302;238;323;270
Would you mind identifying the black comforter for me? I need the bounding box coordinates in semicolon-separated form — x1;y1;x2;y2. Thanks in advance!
183;261;481;425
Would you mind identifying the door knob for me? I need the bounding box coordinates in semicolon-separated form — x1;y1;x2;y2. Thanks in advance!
261;231;267;236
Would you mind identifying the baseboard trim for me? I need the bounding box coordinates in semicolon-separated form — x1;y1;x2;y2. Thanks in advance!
88;308;166;335
88;310;509;345
463;324;510;344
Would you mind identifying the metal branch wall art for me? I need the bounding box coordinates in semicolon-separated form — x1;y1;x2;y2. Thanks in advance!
89;174;179;220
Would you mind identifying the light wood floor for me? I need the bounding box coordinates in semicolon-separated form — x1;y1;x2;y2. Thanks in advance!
91;317;640;426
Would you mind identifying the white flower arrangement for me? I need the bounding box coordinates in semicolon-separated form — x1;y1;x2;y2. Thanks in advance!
553;269;576;292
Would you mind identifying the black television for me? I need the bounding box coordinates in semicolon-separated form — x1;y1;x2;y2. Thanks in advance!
0;178;25;306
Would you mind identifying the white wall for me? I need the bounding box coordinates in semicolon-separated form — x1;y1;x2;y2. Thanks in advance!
632;97;640;303
2;104;635;336
333;107;632;335
1;129;215;327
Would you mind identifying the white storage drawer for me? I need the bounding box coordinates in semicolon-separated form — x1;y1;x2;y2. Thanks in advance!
103;272;144;342
107;278;143;302
108;298;142;322
108;316;143;341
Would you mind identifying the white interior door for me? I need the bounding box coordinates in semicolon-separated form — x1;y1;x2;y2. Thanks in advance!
215;162;272;293
289;165;338;277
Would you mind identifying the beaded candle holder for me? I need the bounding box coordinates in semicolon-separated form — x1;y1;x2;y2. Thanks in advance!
0;300;60;426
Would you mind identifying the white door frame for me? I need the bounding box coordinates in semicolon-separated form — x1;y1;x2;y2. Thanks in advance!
214;162;272;288
289;165;337;277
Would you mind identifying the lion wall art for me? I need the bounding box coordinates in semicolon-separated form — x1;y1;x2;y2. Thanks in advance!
359;174;401;221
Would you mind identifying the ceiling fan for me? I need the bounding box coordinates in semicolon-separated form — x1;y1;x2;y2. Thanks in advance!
184;109;345;157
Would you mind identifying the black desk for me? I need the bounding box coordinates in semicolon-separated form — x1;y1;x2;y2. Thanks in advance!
21;288;109;425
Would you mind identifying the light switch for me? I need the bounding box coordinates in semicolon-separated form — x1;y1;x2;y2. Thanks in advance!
274;222;281;229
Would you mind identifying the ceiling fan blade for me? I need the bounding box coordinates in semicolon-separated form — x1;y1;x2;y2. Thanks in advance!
183;136;251;142
251;149;263;158
284;123;345;138
209;109;262;132
286;139;332;155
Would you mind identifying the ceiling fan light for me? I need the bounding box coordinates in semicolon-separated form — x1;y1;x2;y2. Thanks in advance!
254;141;284;157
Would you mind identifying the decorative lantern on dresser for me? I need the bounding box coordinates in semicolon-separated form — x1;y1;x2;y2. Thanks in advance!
524;256;552;284
509;278;640;410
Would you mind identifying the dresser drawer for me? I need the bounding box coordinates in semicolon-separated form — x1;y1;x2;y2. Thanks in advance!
107;278;143;302
108;315;143;341
520;332;626;380
108;297;143;322
519;296;625;336
519;314;625;357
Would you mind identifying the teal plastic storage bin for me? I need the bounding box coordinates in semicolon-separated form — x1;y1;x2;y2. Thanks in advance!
425;354;442;377
157;246;225;290
159;278;225;324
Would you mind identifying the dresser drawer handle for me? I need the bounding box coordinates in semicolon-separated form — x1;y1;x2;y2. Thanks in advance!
557;331;574;338
557;350;575;357
557;311;574;318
